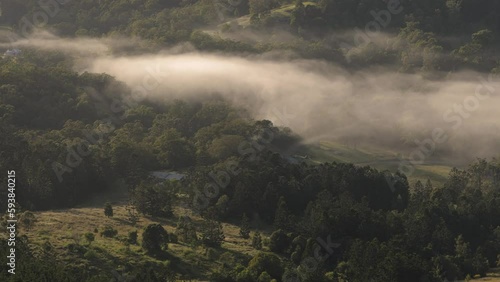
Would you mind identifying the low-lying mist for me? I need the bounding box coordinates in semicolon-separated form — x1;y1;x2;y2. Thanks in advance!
4;32;500;164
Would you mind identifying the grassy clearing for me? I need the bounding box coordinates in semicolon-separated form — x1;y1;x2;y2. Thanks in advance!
304;140;453;187
473;268;500;281
20;183;269;280
218;1;319;29
272;2;318;17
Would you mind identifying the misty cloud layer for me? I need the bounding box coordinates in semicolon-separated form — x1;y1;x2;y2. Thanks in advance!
4;32;500;163
88;54;500;160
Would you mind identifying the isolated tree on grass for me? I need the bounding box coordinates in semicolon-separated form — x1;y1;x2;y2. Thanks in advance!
239;213;251;239
142;224;169;255
100;226;118;238
175;216;198;244
252;231;263;250
128;230;138;245
20;211;36;231
84;232;95;246
104;201;113;218
125;200;139;225
201;219;225;248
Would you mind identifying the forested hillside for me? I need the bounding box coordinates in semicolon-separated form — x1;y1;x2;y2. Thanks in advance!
0;0;500;281
2;0;500;71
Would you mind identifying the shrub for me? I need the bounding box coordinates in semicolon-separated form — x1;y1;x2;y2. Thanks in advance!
252;232;263;250
169;233;178;243
205;247;218;260
268;229;290;254
142;224;169;255
20;211;37;231
128;231;138;245
239;213;251;239
236;269;253;282
66;243;86;254
104;201;113;218
84;249;97;260
84;232;95;246
201;219;225;247
247;252;283;279
258;271;272;282
100;226;118;238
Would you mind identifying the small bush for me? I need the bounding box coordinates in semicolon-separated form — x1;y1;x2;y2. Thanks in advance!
219;252;235;265
66;243;86;254
258;271;272;282
116;235;129;244
84;249;97;260
252;232;263;250
100;226;118;238
142;223;169;255
236;269;253;282
169;233;178;243
268;229;290;254
84;232;95;246
128;231;138;245
205;247;218;260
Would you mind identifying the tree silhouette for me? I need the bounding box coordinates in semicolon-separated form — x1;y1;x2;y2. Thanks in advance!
239;213;251;239
252;231;262;250
142;224;169;255
84;232;95;246
104;202;113;218
20;211;36;231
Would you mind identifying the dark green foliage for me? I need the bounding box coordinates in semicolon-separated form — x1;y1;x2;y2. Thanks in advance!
104;201;113;218
128;231;138;245
268;229;290;254
20;211;36;231
84;232;95;246
3;2;500;281
100;226;118;238
132;180;174;218
290;245;302;264
247;252;283;280
201;218;225;248
125;202;139;225
239;213;251;239
175;216;198;244
169;233;178;244
252;232;263;250
273;196;291;231
0;236;76;281
472;252;489;277
142;223;169;255
258;271;272;282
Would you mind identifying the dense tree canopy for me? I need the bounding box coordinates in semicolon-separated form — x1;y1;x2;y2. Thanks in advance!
1;0;500;281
